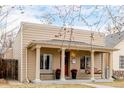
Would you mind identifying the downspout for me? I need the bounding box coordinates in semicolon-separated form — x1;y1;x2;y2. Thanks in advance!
26;47;29;83
20;24;23;82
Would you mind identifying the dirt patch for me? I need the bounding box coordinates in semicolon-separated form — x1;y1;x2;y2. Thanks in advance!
0;79;8;84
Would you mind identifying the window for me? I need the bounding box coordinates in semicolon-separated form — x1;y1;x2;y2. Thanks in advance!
40;55;43;69
40;54;52;70
119;56;124;69
80;56;85;69
85;56;91;68
80;56;91;69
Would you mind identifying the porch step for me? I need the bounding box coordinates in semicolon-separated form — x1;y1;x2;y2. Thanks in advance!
65;76;101;80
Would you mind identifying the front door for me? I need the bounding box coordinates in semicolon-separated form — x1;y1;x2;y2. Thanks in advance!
65;51;70;76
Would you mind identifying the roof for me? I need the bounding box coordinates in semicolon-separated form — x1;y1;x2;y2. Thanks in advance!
105;31;124;47
28;39;117;51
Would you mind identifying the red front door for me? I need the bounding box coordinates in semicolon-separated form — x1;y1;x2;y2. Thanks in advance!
65;64;68;76
65;51;70;76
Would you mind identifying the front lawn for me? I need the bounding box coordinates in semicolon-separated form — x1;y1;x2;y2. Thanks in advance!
0;83;93;88
94;80;124;88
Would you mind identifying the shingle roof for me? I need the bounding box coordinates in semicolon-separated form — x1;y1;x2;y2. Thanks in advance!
49;39;104;47
105;31;124;48
29;39;117;51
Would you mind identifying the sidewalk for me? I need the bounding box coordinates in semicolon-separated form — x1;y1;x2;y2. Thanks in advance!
6;80;115;88
81;83;114;88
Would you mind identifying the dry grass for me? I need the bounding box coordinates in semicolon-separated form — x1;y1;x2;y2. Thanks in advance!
0;84;92;88
0;81;93;88
94;80;124;88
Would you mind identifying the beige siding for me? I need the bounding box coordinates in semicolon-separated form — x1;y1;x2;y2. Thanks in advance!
40;48;60;80
22;22;105;48
103;53;109;68
70;50;102;78
27;47;102;81
94;52;102;70
17;22;105;81
13;30;22;81
70;50;90;78
27;48;60;80
27;48;36;80
113;39;124;70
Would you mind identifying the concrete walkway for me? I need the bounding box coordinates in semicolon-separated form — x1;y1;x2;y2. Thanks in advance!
32;79;113;84
32;79;114;88
8;80;114;88
81;83;114;88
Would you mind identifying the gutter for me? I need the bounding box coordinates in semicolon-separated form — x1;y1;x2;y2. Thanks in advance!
26;47;29;83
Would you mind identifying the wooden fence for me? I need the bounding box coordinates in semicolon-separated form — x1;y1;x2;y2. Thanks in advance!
0;58;18;80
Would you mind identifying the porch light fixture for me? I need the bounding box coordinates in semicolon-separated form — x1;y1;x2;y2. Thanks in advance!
72;57;76;64
71;51;77;64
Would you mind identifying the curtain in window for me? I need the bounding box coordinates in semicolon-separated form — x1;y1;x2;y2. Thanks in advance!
45;55;50;69
40;55;43;69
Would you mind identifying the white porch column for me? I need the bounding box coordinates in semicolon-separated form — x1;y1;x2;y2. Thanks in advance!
109;52;113;80
60;48;65;80
91;50;95;81
35;45;41;81
102;53;105;79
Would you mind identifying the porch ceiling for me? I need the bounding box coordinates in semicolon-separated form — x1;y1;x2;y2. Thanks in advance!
27;39;118;52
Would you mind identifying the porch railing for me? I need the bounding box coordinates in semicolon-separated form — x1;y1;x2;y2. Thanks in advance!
113;70;124;79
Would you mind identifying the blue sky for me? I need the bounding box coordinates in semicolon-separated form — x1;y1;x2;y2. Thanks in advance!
0;5;122;34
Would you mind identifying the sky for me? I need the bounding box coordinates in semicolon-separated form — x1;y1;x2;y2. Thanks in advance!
0;5;123;35
0;5;124;55
1;5;123;52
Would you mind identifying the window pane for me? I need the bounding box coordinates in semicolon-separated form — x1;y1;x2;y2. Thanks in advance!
86;57;91;68
40;55;43;69
119;56;124;69
80;56;85;69
45;55;50;69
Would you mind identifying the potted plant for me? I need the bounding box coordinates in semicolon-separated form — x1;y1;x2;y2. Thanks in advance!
55;69;61;79
71;69;77;79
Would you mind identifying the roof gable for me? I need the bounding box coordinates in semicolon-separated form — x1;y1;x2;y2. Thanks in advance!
105;31;124;48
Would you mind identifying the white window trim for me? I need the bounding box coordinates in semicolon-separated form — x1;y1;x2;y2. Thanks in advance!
85;56;91;69
40;54;52;70
80;56;91;69
80;56;85;69
119;56;124;69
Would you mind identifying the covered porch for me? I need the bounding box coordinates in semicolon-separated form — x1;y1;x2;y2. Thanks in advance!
27;39;116;82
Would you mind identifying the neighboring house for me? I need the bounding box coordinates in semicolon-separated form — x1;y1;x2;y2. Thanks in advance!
4;22;116;83
106;31;124;78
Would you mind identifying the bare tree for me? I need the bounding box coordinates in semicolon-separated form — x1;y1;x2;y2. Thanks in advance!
40;6;104;51
0;5;25;58
1;5;124;58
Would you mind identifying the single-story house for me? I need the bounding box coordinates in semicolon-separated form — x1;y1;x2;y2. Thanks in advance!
4;22;117;83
